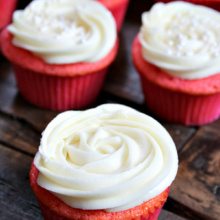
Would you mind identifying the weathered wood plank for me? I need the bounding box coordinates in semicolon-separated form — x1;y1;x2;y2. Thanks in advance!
164;197;204;220
0;112;39;155
163;124;196;152
170;120;220;220
0;179;41;220
0;144;41;219
159;209;187;220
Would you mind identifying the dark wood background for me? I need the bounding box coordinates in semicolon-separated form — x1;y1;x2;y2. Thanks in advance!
0;0;219;219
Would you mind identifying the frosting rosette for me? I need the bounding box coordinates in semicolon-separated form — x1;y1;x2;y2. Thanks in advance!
34;104;178;212
139;2;220;79
8;0;116;64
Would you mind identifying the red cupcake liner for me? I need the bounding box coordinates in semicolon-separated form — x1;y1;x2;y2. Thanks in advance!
140;76;220;125
132;37;220;125
155;0;220;11
13;64;107;111
99;0;129;31
30;164;169;220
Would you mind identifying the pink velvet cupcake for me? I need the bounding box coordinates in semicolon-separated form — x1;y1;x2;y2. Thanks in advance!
132;2;220;125
30;104;178;220
1;0;118;111
99;0;130;31
155;0;220;11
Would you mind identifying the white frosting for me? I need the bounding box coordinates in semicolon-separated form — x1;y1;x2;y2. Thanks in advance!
139;2;220;79
8;0;116;64
34;104;178;212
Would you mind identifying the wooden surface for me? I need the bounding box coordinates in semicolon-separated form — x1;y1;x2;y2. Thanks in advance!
0;1;220;220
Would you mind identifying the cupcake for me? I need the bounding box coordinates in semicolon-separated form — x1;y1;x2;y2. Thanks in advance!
155;0;220;12
30;104;178;220
99;0;130;31
1;0;118;111
132;2;220;125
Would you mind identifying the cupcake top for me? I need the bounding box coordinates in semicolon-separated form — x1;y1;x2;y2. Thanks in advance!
139;2;220;79
8;0;116;64
34;104;178;212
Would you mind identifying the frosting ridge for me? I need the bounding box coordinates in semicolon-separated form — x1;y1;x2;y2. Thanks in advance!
34;104;178;212
8;0;116;64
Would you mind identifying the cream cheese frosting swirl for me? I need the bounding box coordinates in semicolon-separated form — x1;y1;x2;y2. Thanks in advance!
139;2;220;79
8;0;116;64
34;104;178;212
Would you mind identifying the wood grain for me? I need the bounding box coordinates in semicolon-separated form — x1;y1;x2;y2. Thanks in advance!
163;124;196;152
0;112;39;155
159;209;187;220
0;144;41;220
171;121;220;220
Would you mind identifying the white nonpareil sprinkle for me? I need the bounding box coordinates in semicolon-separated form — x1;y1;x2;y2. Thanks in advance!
25;3;90;44
162;12;220;58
